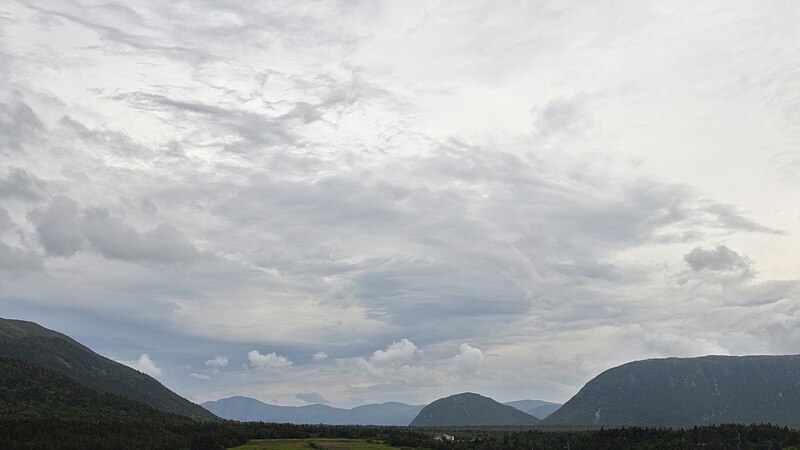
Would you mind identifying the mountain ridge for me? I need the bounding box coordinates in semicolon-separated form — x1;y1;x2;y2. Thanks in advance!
543;354;800;428
0;317;214;419
202;395;424;425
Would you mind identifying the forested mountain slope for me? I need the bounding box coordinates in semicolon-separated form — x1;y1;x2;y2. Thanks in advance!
0;317;213;418
410;392;540;427
544;355;800;428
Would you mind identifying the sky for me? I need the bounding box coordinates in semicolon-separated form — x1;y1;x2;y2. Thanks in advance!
1;0;799;408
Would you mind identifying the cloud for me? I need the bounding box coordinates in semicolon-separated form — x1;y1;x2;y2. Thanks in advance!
684;245;755;278
205;356;228;368
248;350;293;371
0;206;41;272
0;208;10;232
702;203;783;235
355;339;423;379
29;196;199;263
114;92;297;152
0;96;44;153
81;209;199;263
0;241;41;272
642;330;730;357
296;392;330;404
60;116;150;158
534;95;590;137
29;196;83;257
3;0;800;407
22;4;213;66
0;168;45;200
452;343;484;375
190;373;210;380
369;339;420;367
120;353;162;377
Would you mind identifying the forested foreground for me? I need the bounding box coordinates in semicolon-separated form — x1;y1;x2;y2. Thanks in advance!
2;419;800;450
0;417;416;450
407;424;800;449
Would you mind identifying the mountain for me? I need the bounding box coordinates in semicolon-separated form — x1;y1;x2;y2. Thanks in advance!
0;356;199;449
347;402;427;425
0;317;214;419
543;355;800;428
503;400;562;419
202;396;424;425
0;356;169;419
409;392;540;427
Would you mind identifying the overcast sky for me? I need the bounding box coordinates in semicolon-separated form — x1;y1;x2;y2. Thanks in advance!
1;0;799;407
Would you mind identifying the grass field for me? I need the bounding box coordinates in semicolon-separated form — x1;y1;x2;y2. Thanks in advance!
227;438;397;449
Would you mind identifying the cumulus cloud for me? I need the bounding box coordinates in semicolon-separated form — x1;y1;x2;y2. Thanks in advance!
452;343;484;375
205;356;228;368
369;339;420;367
355;339;423;378
248;350;293;371
120;354;162;377
312;351;328;362
190;373;210;380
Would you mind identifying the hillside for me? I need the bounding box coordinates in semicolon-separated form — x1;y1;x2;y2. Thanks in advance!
409;392;540;427
0;356;170;419
0;317;214;419
543;355;800;428
503;400;562;419
203;396;424;425
0;356;199;449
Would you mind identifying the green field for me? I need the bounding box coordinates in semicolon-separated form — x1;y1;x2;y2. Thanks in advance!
228;438;397;450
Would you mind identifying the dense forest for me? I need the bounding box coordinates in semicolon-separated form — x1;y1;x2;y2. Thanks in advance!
3;415;800;449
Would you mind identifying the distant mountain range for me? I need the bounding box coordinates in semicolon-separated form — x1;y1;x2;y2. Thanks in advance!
409;392;540;427
203;395;561;426
543;355;800;428
503;399;562;419
0;317;213;419
202;396;424;425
